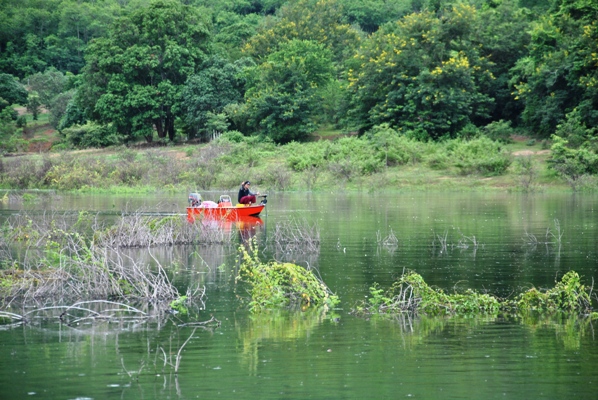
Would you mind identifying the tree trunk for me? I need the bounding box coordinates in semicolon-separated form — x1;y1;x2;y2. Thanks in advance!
155;119;166;139
167;116;175;142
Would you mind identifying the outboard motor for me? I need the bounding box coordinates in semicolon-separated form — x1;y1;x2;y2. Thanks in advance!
188;193;202;207
259;194;268;205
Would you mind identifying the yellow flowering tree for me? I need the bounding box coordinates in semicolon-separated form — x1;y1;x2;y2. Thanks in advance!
347;5;495;139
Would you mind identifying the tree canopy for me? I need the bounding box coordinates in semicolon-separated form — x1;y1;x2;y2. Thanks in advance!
79;0;210;142
0;0;596;151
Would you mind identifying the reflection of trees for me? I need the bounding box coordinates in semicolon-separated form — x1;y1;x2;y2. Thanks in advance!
235;308;336;375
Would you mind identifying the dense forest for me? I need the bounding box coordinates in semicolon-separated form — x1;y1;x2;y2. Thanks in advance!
0;0;596;172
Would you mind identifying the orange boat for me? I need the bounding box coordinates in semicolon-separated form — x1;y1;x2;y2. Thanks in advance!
187;193;266;222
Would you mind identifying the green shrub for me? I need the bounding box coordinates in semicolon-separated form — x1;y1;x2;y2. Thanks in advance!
482;120;514;143
217;130;246;143
368;124;427;166
284;141;327;172
549;135;598;190
327;137;383;175
449;137;512;175
62;122;123;148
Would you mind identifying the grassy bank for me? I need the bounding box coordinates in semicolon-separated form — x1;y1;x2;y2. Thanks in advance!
0;133;596;192
1;117;596;193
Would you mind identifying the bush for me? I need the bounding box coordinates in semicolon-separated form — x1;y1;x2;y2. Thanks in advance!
217;130;246;143
369;124;427;166
0;156;54;188
449;137;512;175
516;271;592;313
62;122;123;148
482;120;514;143
327;137;383;175
284;141;327;172
354;270;593;317
549;135;598;190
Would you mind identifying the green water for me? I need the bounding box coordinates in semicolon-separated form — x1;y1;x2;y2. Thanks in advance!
1;192;597;399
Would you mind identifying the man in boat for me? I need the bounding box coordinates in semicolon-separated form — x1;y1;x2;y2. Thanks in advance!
238;181;260;205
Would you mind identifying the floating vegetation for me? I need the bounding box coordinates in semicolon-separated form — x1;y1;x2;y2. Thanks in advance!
353;270;595;317
236;239;339;312
510;271;593;313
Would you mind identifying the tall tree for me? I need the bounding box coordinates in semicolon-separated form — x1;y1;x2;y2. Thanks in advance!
244;39;334;143
0;73;28;111
80;0;211;143
510;0;598;136
181;57;250;140
243;0;362;65
347;4;494;139
26;68;67;108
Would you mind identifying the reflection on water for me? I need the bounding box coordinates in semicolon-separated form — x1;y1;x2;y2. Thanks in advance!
1;192;597;399
236;308;338;375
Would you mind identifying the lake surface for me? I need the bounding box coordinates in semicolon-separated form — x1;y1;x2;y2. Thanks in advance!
1;191;597;399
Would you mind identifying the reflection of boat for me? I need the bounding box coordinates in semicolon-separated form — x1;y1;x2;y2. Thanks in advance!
187;193;267;222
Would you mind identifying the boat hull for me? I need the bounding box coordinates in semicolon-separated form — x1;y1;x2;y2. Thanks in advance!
187;204;265;222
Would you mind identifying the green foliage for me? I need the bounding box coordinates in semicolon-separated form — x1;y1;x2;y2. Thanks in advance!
49;90;75;129
0;73;28;109
26;91;42;120
245;39;335;143
217;130;246;143
554;108;597;148
348;5;494;139
482;120;514;143
169;295;189;315
243;0;361;64
327;136;384;175
339;0;412;32
356;270;593;317
25;68;67;108
354;271;500;316
236;239;339;312
449;136;512;175
549;135;598;190
515;271;592;313
61;122;122;148
368;123;428;166
511;1;598;136
181;57;249;140
284;141;328;172
80;0;210;143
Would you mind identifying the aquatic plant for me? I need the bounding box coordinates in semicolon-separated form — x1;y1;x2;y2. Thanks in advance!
236;239;339;312
354;270;594;317
513;271;592;313
354;271;499;316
